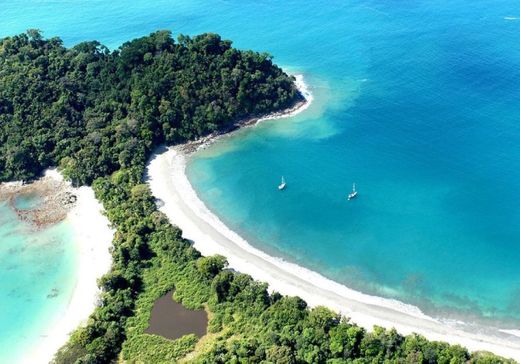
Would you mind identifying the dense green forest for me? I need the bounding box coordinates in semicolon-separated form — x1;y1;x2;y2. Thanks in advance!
0;31;514;363
0;29;299;184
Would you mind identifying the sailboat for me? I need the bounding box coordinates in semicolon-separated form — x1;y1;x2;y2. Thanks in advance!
278;176;286;190
347;183;357;200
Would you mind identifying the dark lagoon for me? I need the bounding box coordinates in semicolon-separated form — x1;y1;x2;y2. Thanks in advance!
146;291;207;340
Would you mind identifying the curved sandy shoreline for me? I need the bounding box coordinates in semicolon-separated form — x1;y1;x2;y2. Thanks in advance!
147;148;520;361
146;77;520;361
22;171;113;364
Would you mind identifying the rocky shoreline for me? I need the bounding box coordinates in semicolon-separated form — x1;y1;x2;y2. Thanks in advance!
0;170;76;228
180;74;310;154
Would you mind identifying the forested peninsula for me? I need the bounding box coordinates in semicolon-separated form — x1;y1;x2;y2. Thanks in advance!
0;31;513;363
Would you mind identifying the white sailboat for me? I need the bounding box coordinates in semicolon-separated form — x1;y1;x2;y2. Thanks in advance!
278;176;286;190
347;183;357;200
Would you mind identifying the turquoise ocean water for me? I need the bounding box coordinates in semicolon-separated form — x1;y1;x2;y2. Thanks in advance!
2;0;520;359
0;201;76;363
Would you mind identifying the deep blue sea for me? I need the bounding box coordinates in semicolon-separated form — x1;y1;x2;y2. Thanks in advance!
2;0;520;360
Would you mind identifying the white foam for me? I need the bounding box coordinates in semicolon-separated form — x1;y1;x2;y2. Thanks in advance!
255;74;314;124
501;330;520;338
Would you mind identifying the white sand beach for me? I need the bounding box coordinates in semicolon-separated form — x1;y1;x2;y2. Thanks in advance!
23;171;113;364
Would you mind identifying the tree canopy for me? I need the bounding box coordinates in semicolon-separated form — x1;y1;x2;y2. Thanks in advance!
0;30;299;184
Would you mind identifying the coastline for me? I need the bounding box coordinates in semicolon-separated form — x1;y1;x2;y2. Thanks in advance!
20;171;114;364
146;77;520;360
180;74;313;153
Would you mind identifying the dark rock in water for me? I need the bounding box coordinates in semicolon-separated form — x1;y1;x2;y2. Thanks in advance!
47;288;59;298
61;192;77;205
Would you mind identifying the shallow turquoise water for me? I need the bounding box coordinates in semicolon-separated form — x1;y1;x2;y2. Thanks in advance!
2;0;520;358
0;202;77;363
